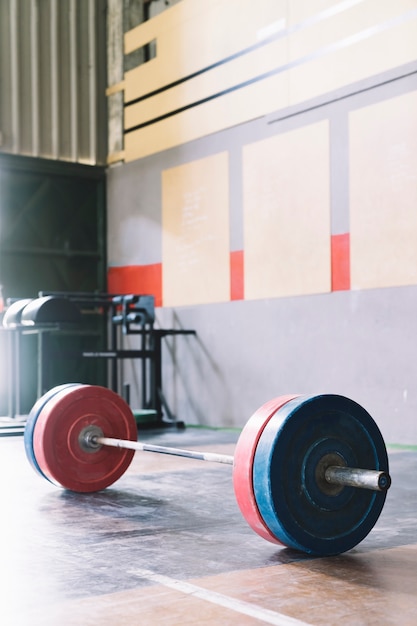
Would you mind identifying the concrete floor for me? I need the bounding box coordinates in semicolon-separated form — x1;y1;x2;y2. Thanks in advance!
1;426;417;625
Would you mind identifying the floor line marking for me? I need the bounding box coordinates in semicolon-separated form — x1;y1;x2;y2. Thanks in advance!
129;568;310;626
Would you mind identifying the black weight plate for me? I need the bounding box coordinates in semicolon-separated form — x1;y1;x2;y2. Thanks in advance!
24;383;83;480
253;394;389;556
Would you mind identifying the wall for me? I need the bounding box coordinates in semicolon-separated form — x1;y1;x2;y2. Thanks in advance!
0;153;108;416
0;0;107;164
106;0;417;445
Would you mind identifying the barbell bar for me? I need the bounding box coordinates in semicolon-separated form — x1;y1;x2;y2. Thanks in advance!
83;428;235;464
83;429;390;493
25;384;391;557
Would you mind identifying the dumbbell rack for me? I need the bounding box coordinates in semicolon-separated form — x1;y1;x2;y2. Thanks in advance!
115;294;197;427
37;292;196;427
0;295;82;434
82;293;196;428
1;292;196;431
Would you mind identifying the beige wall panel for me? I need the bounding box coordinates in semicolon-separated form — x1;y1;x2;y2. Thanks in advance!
350;91;417;290
125;38;288;129
243;121;331;300
124;0;286;102
289;14;417;106
289;0;417;60
287;0;360;25
125;72;289;162
162;152;230;307
125;0;206;53
123;0;417;162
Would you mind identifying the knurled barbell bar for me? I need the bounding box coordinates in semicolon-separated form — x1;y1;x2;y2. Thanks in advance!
24;384;391;557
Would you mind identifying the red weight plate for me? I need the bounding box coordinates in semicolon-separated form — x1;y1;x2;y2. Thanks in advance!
33;385;137;493
233;395;299;544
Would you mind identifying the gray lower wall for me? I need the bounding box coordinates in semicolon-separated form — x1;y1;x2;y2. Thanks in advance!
117;287;417;446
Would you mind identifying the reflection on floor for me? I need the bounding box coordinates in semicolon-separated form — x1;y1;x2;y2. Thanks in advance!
1;426;416;625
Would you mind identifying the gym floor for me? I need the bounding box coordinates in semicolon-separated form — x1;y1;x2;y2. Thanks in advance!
1;426;417;626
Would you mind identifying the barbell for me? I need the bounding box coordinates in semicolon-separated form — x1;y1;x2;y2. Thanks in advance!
24;384;391;557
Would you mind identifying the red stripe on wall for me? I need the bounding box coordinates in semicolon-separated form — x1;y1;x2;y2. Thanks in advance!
230;250;244;300
107;264;162;307
331;234;350;291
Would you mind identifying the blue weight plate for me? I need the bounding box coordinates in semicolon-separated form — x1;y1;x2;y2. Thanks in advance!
253;394;389;556
24;383;83;480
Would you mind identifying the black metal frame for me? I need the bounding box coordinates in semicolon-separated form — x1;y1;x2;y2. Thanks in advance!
42;291;196;427
2;291;196;428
